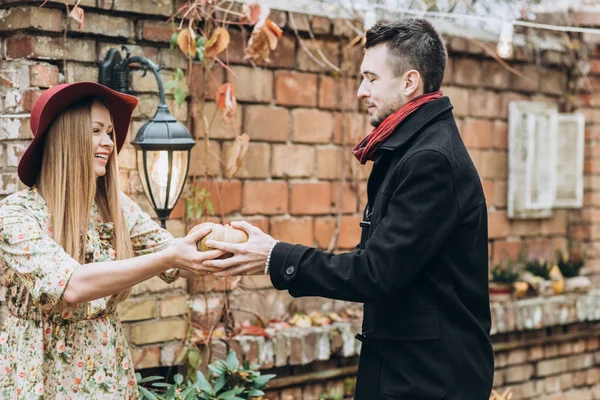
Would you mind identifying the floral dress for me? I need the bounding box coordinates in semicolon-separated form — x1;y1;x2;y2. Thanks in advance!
0;187;179;399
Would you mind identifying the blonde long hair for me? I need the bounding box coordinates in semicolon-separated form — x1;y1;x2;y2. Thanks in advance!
37;98;134;300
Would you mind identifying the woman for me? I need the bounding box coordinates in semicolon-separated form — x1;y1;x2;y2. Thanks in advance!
0;82;222;399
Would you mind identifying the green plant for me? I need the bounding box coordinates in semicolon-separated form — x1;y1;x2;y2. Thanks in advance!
136;351;275;400
490;261;520;284
185;187;215;221
556;246;585;278
523;259;551;280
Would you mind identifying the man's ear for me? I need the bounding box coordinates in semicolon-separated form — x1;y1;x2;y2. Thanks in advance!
404;69;422;97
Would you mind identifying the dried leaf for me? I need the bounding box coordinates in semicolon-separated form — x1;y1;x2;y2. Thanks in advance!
69;5;84;31
244;19;281;63
177;28;197;58
204;27;230;59
240;1;270;25
215;83;237;123
238;325;269;338
224;133;250;180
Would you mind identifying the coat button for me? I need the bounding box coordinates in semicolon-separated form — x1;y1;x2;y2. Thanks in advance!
285;265;295;275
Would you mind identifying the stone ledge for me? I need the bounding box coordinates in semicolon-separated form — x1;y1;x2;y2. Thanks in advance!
491;290;600;334
211;322;362;370
211;292;600;370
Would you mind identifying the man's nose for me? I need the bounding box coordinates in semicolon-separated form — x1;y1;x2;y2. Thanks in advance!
357;81;369;100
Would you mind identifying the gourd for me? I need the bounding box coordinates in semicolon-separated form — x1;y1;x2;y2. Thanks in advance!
197;223;248;258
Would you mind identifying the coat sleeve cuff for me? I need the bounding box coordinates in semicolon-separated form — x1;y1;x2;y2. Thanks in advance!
269;242;311;292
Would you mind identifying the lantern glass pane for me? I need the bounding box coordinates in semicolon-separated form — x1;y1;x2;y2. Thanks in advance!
138;150;187;210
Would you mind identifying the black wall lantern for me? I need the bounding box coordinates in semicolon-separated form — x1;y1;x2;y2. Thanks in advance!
99;46;195;228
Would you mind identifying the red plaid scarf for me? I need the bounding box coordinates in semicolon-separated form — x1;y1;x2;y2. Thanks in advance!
352;90;443;164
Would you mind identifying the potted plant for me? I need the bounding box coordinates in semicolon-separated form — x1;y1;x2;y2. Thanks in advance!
489;260;520;301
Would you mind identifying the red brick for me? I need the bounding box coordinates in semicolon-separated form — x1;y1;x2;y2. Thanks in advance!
275;71;318;107
5;36;95;62
29;64;59;88
193;101;242;140
333;112;366;145
21;89;42;112
314;217;335;249
138;20;172;42
311;16;331;34
331;182;358;214
222;141;270;179
297;39;339;73
492;121;508;150
131;347;160;369
318;75;357;110
190;63;223;101
461;118;492;149
469;90;502;119
188;180;242;216
317;147;344;180
270;217;314;246
0;6;63;32
242;181;287;215
188;140;221;177
441;86;469;117
227;66;273;103
271;144;315;178
480;151;507;180
243;105;288;142
481;60;509;89
509;64;539;93
491;240;522;265
338;216;362;249
68;11;133;38
510;219;542;237
291;109;333;144
590;59;600;75
488;211;510;239
453;58;482;87
268;35;296;69
541;210;567;235
524;238;554;260
290;182;332;215
226;216;269;235
482;180;494;203
443;57;453;85
226;28;247;65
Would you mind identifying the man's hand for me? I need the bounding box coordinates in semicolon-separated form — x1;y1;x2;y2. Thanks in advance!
201;221;277;276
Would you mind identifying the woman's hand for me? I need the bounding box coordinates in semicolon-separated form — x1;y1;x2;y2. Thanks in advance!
201;221;278;277
166;222;226;275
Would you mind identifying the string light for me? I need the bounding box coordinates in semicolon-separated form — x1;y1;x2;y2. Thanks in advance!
496;22;514;59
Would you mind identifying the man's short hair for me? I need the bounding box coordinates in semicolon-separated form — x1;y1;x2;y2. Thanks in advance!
365;19;447;93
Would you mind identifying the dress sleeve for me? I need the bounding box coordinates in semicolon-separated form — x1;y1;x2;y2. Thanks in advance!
0;204;81;312
120;193;180;283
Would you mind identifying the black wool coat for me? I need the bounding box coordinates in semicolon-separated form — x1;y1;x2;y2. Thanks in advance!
269;97;495;400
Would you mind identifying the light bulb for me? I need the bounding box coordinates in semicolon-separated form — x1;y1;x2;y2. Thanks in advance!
496;40;513;59
496;22;514;59
150;151;181;207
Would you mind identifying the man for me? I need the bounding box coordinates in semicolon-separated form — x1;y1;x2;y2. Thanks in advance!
202;19;494;400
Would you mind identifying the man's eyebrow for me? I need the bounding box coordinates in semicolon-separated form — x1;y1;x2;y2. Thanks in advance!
361;70;378;77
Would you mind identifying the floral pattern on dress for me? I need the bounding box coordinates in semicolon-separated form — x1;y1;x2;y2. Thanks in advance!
0;188;178;399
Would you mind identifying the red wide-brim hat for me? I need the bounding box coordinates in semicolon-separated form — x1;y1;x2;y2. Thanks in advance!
18;81;139;187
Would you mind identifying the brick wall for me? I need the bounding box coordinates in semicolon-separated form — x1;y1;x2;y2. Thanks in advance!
1;1;600;396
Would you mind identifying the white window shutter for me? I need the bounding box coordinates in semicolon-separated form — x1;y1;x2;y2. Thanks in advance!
508;101;557;219
553;113;585;208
